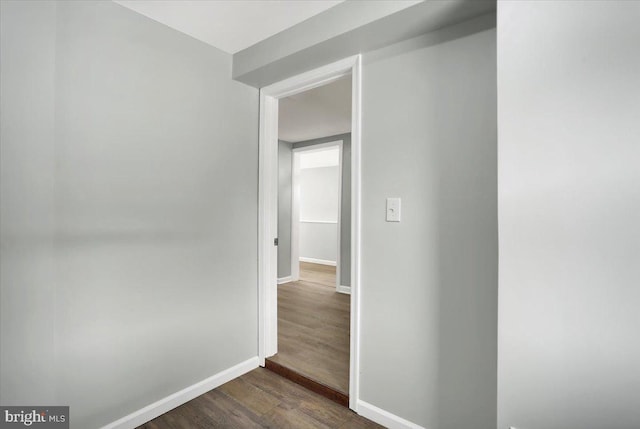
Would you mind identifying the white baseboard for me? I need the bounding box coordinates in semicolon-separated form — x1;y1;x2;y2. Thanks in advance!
299;257;336;266
357;400;425;429
102;357;259;429
277;276;293;284
337;285;351;295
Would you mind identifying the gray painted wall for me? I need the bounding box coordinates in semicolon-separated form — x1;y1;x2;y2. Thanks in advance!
293;134;351;286
0;2;258;428
498;2;640;429
360;25;497;429
0;0;58;405
278;140;293;278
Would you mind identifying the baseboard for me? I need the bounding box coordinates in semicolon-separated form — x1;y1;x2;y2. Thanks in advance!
336;285;351;295
101;356;259;429
299;257;336;266
357;400;425;429
277;276;293;284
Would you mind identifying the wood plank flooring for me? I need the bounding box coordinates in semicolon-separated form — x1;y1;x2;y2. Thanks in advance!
264;359;349;408
269;262;350;394
137;368;382;429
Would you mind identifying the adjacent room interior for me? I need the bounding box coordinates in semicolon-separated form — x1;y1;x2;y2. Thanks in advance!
269;76;353;401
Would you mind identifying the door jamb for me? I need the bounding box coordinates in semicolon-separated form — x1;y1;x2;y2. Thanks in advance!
258;55;362;411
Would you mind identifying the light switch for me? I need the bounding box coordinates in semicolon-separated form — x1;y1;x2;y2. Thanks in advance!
386;197;401;222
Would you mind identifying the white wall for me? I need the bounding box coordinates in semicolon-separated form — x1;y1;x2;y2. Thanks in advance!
298;151;340;264
360;23;497;429
0;2;258;428
497;2;640;429
299;222;338;264
300;166;340;221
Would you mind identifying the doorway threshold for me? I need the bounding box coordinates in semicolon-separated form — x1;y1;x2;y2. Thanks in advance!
265;359;349;408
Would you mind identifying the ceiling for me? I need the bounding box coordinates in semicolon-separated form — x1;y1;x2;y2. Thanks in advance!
113;0;344;54
279;77;351;143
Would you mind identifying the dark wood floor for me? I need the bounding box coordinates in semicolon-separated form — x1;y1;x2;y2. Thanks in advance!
269;262;350;394
137;367;382;429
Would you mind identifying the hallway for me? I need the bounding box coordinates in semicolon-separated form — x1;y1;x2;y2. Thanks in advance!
270;262;350;394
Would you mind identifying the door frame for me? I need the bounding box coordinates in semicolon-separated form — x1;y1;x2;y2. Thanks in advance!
291;140;344;293
258;55;362;411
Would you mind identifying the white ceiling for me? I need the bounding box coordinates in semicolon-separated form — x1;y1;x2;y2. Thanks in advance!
113;0;344;54
279;77;351;143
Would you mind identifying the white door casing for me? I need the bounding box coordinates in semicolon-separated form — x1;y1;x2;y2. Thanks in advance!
257;55;362;411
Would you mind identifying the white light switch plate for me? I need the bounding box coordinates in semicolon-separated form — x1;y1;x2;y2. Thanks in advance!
386;197;401;222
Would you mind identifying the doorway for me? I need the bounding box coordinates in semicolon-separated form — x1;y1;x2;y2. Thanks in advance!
272;136;348;395
291;141;346;292
257;56;362;410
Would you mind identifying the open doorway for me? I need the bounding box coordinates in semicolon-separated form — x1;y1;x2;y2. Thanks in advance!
258;55;361;410
270;76;351;399
292;142;346;293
